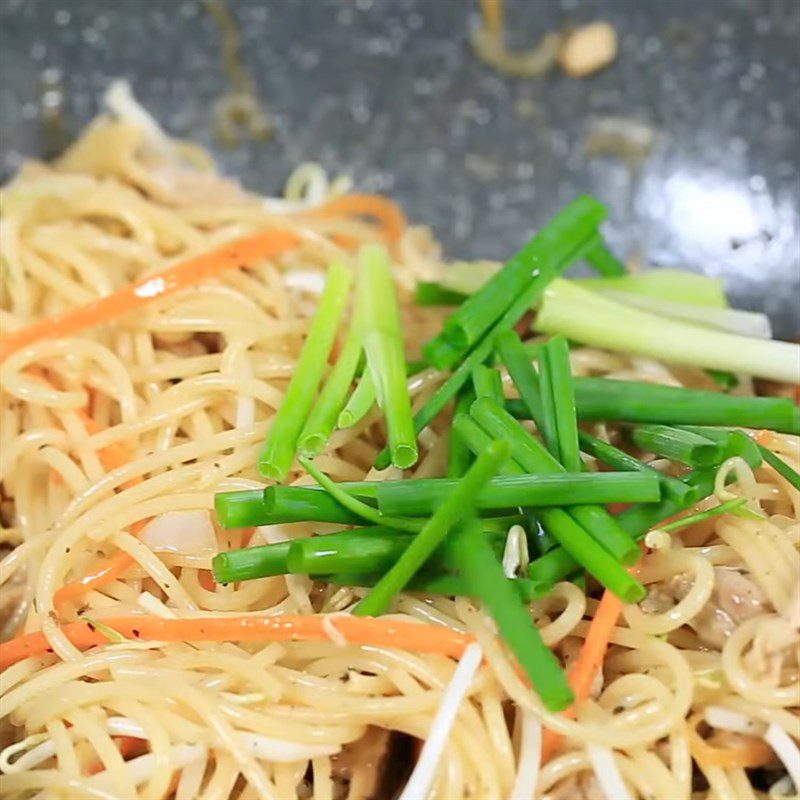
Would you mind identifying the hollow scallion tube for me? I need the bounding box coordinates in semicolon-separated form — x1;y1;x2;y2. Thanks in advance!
452;414;524;477
758;444;800;490
338;370;376;428
495;329;544;430
536;344;560;459
357;245;417;468
583;235;627;276
212;541;292;584
447;386;476;479
355;440;511;616
504;379;800;434
470;398;644;567
415;282;467;306
631;424;724;468
299;319;363;456
544;335;581;472
578;430;698;504
472;365;505;404
376;471;661;517
676;425;762;467
259;261;352;481
450;517;574;712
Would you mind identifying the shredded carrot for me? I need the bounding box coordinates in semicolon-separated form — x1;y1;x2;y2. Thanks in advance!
687;713;775;768
0;229;301;364
755;429;776;447
0;614;475;671
198;570;217;592
300;194;407;244
54;549;137;610
541;589;624;762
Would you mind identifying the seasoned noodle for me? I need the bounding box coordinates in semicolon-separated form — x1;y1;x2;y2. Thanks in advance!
0;91;798;800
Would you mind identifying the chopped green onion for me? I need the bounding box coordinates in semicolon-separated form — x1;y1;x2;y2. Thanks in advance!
472;365;505;404
535;279;800;383
470;398;644;566
323;570;549;602
300;457;421;533
543;335;581;471
631;424;724;468
450;518;574;712
261;486;377;525
215;489;268;528
535;344;560;458
452;414;525;476
376;471;660;517
506;378;799;434
495;330;544;426
758;444;800;490
578;430;698;503
338;371;376;429
528;516;557;556
677;426;762;467
658;497;752;533
583;235;627;276
415;282;467;306
212;541;292;583
259;261;352;481
441;197;606;352
355;439;511;616
705;369;739;392
447;386;476;478
357;245;417;469
299;319;363;456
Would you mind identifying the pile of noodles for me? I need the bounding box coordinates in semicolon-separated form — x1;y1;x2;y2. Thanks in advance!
0;88;798;800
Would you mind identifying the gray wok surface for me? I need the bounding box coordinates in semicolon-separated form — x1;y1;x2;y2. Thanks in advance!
1;0;798;337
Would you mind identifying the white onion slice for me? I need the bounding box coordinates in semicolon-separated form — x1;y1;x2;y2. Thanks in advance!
139;511;217;567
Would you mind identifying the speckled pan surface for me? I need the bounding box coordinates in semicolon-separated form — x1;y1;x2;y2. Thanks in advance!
1;0;798;336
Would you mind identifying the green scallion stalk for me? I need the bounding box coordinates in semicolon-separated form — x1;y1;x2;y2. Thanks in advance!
299;457;421;533
299;319;363;456
758;444;800;490
357;245;417;468
505;378;799;434
441;196;606;352
544;335;581;471
631;424;725;468
450;518;574;712
528;516;558;556
536;343;560;458
535;278;800;383
415;282;467;306
658;497;751;533
676;426;761;467
376;471;660;517
583;235;627;276
472;365;505;405
495;329;544;426
355;440;511;616
338;371;376;428
578;430;698;504
470;398;644;567
705;369;739;392
212;541;292;584
322;570;549;602
447;386;476;479
452;414;525;477
259;261;352;481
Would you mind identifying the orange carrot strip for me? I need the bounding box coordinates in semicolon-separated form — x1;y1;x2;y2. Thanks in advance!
0;615;475;670
541;590;624;762
0;229;301;364
687;713;775;768
755;429;775;447
300;194;407;243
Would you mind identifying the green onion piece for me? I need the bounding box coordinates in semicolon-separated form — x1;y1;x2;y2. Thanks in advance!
441;196;606;352
260;486;378;525
472;365;505;405
338;371;376;428
299;319;363;456
299;457;421;533
415;282;468;306
376;471;660;517
212;541;292;583
534;278;800;383
533;336;559;458
357;245;417;468
705;369;739;392
544;335;581;471
450;518;574;712
470;398;644;566
507;377;798;433
452;414;525;476
495;329;544;427
447;386;476;479
215;489;268;528
758;444;800;490
658;498;751;533
323;570;549;602
528;516;557;555
355;440;511;616
632;424;724;468
422;336;466;371
578;430;698;504
677;425;762;467
577;269;727;308
259;261;352;481
583;235;627;276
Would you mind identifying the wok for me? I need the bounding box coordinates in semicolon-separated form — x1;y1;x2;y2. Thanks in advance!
1;0;798;336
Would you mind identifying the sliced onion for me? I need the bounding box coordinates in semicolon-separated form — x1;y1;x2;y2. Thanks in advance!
139;511;218;567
